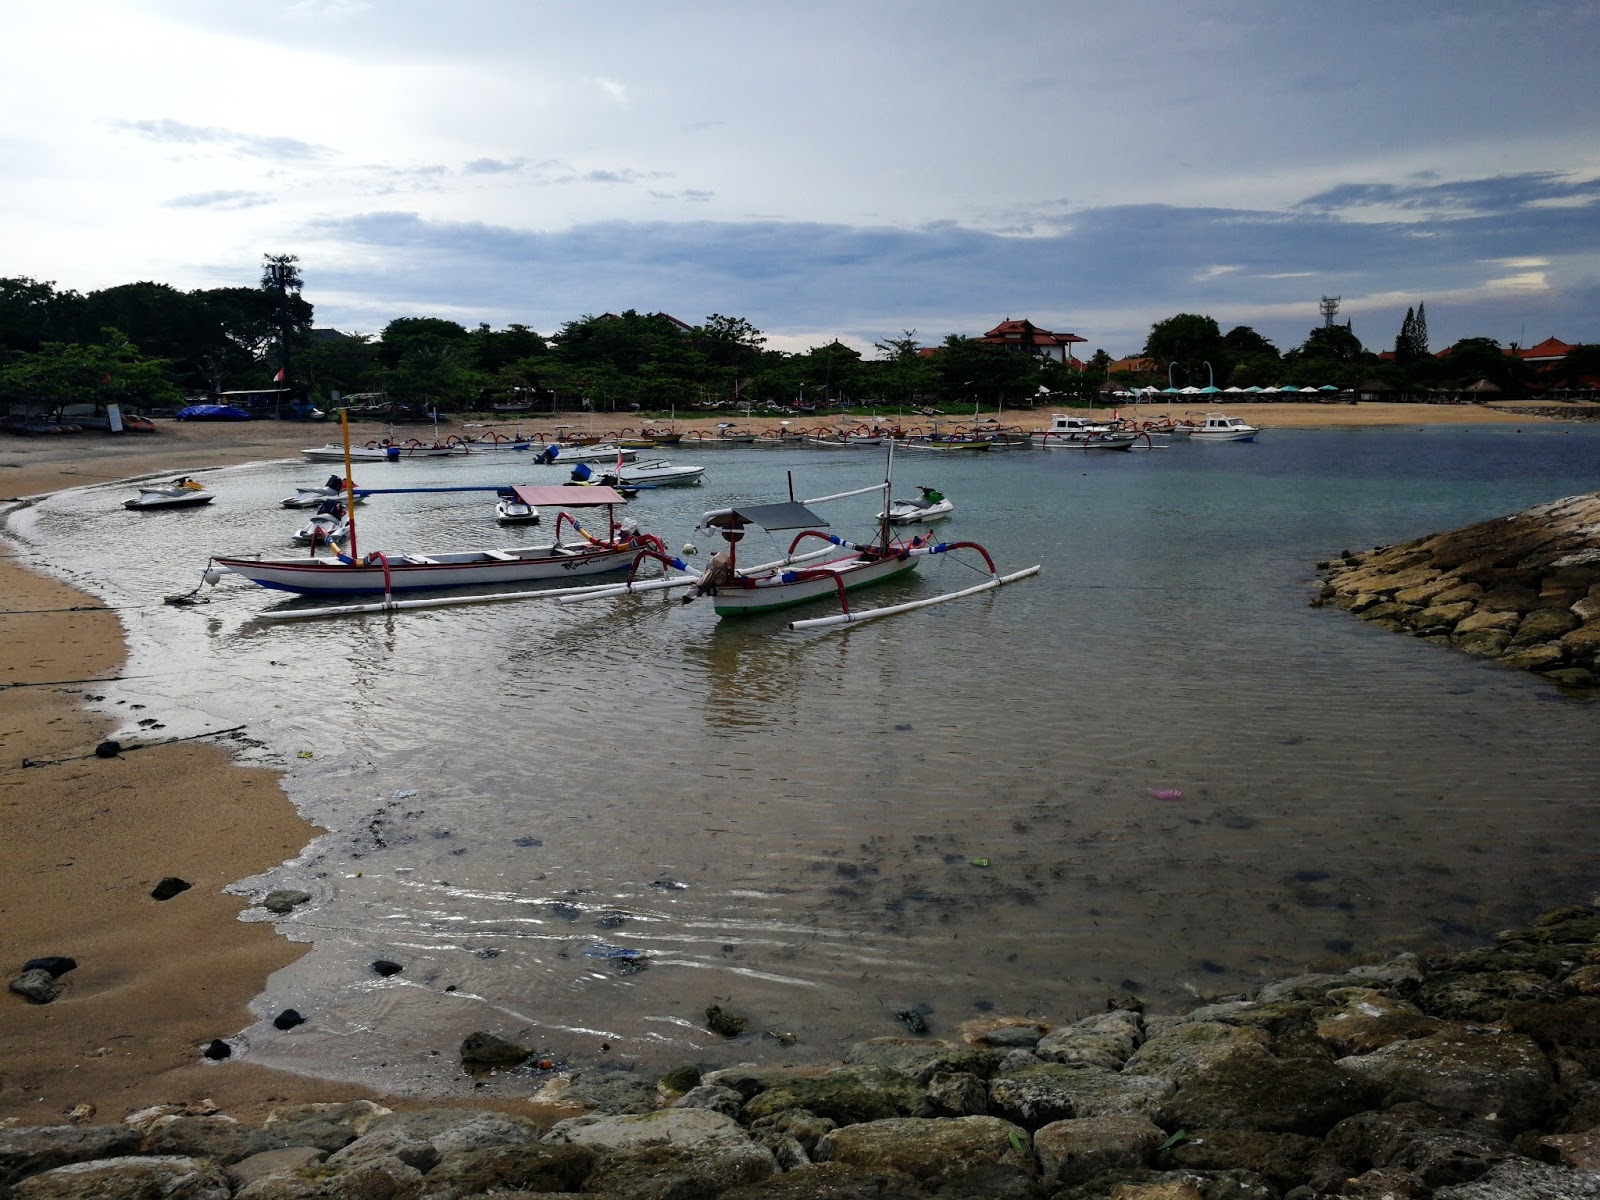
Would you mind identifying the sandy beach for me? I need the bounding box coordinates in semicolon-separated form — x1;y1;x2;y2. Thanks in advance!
1;399;1592;1124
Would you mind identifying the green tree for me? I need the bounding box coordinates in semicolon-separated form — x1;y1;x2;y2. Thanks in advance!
1440;337;1531;394
0;277;84;362
1296;324;1365;362
470;323;547;374
0;329;183;411
1143;313;1229;387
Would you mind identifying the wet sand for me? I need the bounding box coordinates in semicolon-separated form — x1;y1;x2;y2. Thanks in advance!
0;399;1590;1123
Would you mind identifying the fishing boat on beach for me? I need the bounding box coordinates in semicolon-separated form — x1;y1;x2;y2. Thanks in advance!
561;448;1038;629
211;486;655;596
124;477;214;510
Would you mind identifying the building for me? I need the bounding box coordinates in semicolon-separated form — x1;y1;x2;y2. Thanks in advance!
1515;337;1573;364
978;319;1086;364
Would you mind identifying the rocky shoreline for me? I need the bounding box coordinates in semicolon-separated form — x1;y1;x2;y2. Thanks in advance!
6;905;1600;1199
1317;492;1600;689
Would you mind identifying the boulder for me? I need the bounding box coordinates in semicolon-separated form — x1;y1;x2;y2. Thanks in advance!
1158;1051;1376;1136
457;1031;528;1069
1502;645;1569;671
1313;987;1448;1055
1539;1131;1600;1169
815;1116;1035;1193
1432;1156;1600;1198
141;1115;289;1164
223;1148;328;1190
1036;1008;1145;1070
263;1101;391;1152
13;1156;229;1200
670;1083;745;1118
582;1141;778;1199
718;1161;926;1199
415;1144;596;1198
1159;1128;1321;1192
1034;1115;1165;1188
544;1107;753;1153
961;1017;1049;1048
8;969;61;1004
926;1070;990;1116
1514;608;1581;644
1457;628;1513;657
746;1109;836;1155
565;1069;657;1114
739;1067;932;1126
262;889;312;914
989;1062;1173;1128
1338;1028;1554;1131
0;1124;143;1186
1411;970;1564;1021
235;1157;423;1200
1123;1021;1270;1080
356;1109;544;1155
843;1037;999;1082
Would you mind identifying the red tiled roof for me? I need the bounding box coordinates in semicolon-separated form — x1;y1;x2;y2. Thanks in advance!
980;318;1086;348
1517;337;1573;359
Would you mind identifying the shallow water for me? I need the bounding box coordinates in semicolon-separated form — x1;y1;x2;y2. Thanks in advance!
10;425;1600;1095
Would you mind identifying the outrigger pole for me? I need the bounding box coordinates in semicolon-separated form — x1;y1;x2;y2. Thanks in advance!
788;565;1041;631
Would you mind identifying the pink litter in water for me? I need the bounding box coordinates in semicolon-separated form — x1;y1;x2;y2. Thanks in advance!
1147;788;1185;801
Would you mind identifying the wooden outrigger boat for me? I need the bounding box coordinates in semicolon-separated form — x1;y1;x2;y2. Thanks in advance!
560;446;1039;630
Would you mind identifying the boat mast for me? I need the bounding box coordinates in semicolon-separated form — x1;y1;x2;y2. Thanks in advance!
880;440;894;555
340;410;360;560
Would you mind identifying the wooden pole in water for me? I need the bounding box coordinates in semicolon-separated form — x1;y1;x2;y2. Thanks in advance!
340;409;360;560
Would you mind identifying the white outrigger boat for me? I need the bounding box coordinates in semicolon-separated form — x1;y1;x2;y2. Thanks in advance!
211;485;654;597
560;447;1038;630
881;486;954;525
1032;414;1144;450
303;440;471;462
125;477;214;510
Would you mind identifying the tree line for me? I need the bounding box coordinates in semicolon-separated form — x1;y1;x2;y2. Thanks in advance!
1;258;1592;416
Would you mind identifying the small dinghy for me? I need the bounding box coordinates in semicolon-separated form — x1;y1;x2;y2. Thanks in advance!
495;487;540;525
291;499;352;546
124;477;214;511
281;475;362;508
881;486;954;525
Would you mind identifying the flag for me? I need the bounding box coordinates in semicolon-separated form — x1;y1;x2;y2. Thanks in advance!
101;372;111;385
273;368;285;382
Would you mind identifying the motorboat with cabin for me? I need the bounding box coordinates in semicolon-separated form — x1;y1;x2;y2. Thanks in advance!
1185;413;1262;442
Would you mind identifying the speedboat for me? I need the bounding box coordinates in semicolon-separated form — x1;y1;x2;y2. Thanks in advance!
124;477;214;510
1033;414;1119;447
495;488;540;525
619;459;705;487
281;475;363;508
881;486;954;525
1188;413;1261;442
291;500;352;546
537;443;638;464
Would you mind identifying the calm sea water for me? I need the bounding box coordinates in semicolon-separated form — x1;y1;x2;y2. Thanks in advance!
9;424;1600;1096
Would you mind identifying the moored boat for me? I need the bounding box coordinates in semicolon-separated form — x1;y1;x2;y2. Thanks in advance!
291;500;352;545
881;486;954;525
124;477;214;510
1188;413;1262;442
494;487;540;525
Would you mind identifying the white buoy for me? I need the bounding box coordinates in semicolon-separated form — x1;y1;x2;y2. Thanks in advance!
681;542;698;556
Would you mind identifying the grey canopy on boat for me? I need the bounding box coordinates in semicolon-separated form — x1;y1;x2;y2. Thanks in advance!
706;501;828;531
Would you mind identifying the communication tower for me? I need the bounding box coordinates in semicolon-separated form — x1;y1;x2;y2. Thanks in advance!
1320;295;1341;327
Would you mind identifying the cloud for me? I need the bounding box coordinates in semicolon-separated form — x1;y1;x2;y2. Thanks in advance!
165;190;272;210
116;118;330;161
463;157;526;175
589;76;629;104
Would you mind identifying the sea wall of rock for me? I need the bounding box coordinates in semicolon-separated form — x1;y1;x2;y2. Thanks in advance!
1318;492;1600;688
6;906;1600;1199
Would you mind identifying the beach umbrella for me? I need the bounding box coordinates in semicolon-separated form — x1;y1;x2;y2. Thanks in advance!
1199;385;1222;394
1259;386;1280;393
1224;386;1245;393
1180;386;1202;394
1278;385;1299;393
1162;386;1181;395
1245;386;1263;393
1318;384;1340;392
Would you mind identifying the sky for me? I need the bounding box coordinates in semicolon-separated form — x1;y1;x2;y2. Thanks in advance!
2;0;1598;359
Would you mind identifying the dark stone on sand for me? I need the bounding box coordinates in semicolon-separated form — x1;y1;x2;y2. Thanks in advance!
895;1010;929;1035
261;889;312;914
9;970;61;1004
202;1039;232;1060
459;1031;529;1069
93;741;121;758
273;1009;305;1030
371;959;403;977
150;877;191;901
21;957;75;979
706;1004;749;1037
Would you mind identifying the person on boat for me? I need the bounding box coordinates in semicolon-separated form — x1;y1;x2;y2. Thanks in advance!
682;550;733;603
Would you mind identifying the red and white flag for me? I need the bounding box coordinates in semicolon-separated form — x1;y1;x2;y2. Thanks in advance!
273;368;285;382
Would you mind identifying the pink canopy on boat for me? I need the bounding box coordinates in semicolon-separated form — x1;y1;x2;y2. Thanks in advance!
509;485;628;506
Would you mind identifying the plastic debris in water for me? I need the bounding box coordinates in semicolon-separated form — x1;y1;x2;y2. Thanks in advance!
297;750;314;759
969;857;990;868
1147;788;1185;801
394;789;418;799
581;942;646;961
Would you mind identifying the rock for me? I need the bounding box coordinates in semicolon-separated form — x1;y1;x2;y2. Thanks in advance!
20;957;76;978
223;1147;327;1190
584;1141;779;1199
1037;1008;1145;1070
961;1017;1049;1048
458;1031;529;1069
996;1048;1042;1073
1432;1156;1600;1198
1344;952;1424;988
700;1067;800;1099
1313;987;1447;1055
671;1083;745;1118
843;1037;1000;1082
1034;1115;1165;1188
565;1069;657;1115
718;1160;924;1199
926;1070;989;1116
141;1115;289;1164
1160;1128;1321;1192
413;1144;596;1198
371;960;403;977
1158;1051;1376;1136
706;1003;748;1037
1317;1102;1514;1191
9;969;61;1004
263;1101;391;1151
0;1124;143;1186
1458;628;1513;657
656;1064;702;1096
13;1155;229;1200
1503;644;1569;671
1123;1021;1270;1080
1414;601;1478;632
151;877;192;901
357;1108;544;1155
1411;970;1564;1021
1256;972;1352;1003
1539;1131;1600;1169
1515;608;1581;643
815;1115;1036;1193
740;1067;933;1126
1338;1028;1554;1132
544;1107;754;1153
273;1009;305;1030
235;1157;423;1200
989;1063;1174;1128
94;740;122;758
747;1109;837;1155
326;1129;439;1173
262;889;312;914
202;1039;232;1060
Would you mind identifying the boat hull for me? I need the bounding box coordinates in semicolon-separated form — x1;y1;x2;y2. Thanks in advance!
216;545;637;595
1188;430;1259;442
712;554;919;617
125;493;214;510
